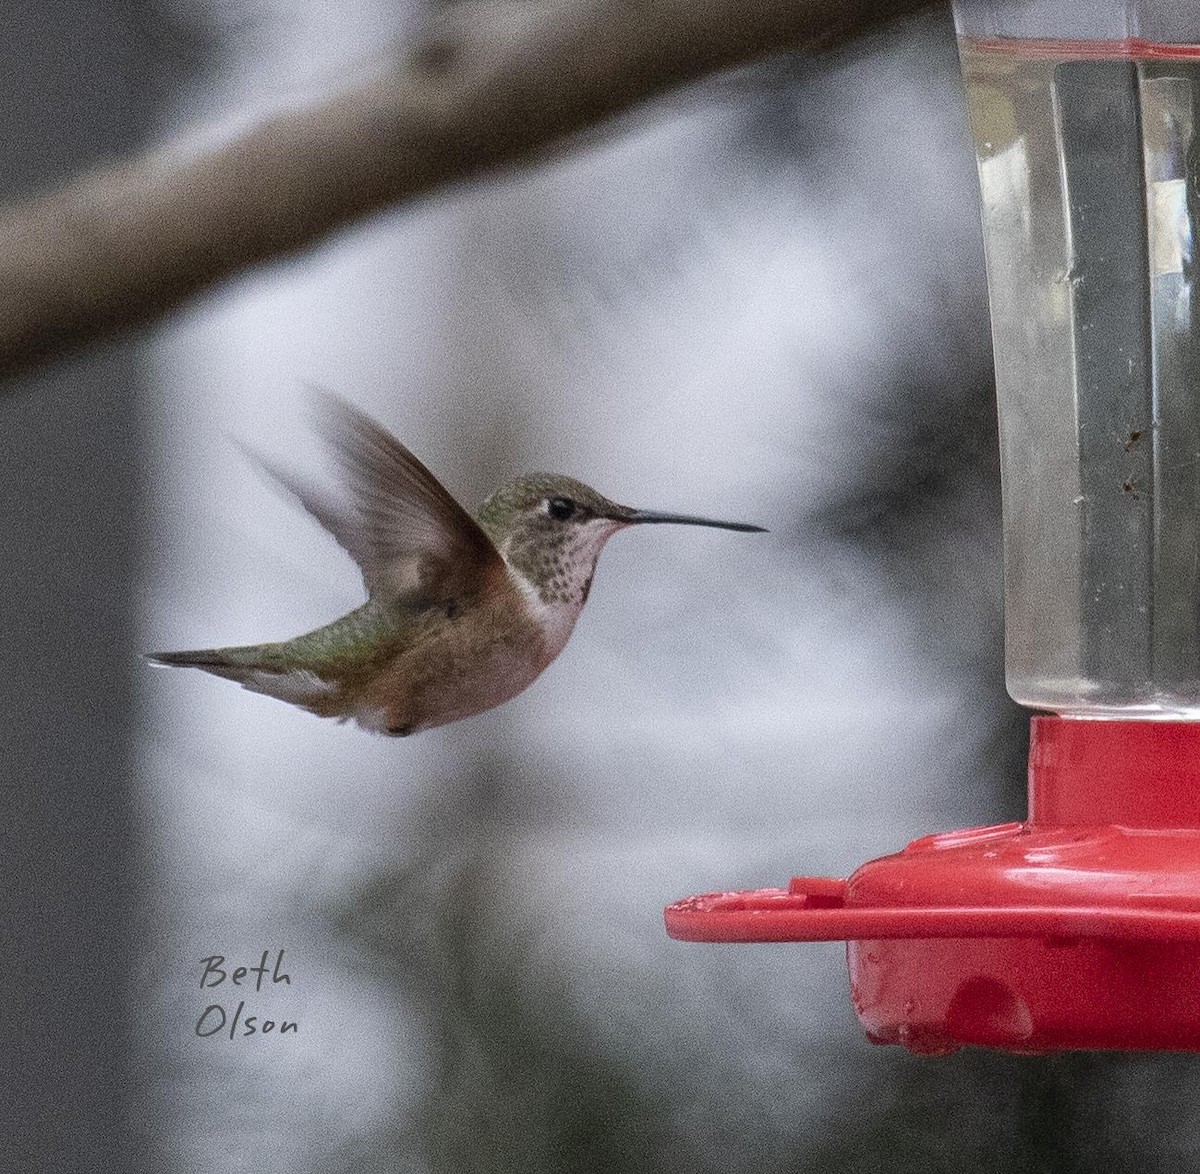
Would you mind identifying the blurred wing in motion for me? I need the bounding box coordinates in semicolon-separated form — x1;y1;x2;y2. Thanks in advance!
242;391;503;606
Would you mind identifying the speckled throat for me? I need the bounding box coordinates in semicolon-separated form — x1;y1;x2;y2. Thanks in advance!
500;517;628;608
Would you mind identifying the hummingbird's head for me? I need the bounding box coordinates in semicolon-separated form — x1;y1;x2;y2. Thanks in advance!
477;473;764;607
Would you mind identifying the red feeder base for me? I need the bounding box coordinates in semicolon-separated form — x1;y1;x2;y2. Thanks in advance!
665;716;1200;1053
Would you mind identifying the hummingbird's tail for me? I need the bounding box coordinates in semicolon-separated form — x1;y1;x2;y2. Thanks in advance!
146;644;268;678
145;644;338;707
146;647;242;671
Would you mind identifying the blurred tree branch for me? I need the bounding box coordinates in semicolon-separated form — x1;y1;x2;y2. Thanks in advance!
0;0;937;379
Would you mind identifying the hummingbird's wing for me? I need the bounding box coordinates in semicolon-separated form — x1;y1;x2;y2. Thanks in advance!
246;393;503;605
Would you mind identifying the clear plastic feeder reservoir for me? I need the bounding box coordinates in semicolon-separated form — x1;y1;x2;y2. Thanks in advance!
665;0;1200;1054
959;1;1200;715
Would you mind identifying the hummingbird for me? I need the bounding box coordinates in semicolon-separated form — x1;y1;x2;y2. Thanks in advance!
148;394;765;736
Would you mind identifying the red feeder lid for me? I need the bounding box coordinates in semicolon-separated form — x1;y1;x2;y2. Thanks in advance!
665;716;1200;1053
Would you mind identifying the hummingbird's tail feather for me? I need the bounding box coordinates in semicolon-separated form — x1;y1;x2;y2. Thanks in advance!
145;645;338;707
145;644;269;677
146;648;237;670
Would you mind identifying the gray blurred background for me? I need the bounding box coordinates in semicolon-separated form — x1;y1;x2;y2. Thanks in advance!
4;1;1199;1171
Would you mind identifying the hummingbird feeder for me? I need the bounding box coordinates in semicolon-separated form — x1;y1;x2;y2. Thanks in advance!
666;0;1200;1053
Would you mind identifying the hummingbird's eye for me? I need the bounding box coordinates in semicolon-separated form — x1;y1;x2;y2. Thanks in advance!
546;496;576;521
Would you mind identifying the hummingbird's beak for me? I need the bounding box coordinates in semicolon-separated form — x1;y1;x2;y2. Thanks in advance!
623;508;767;533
